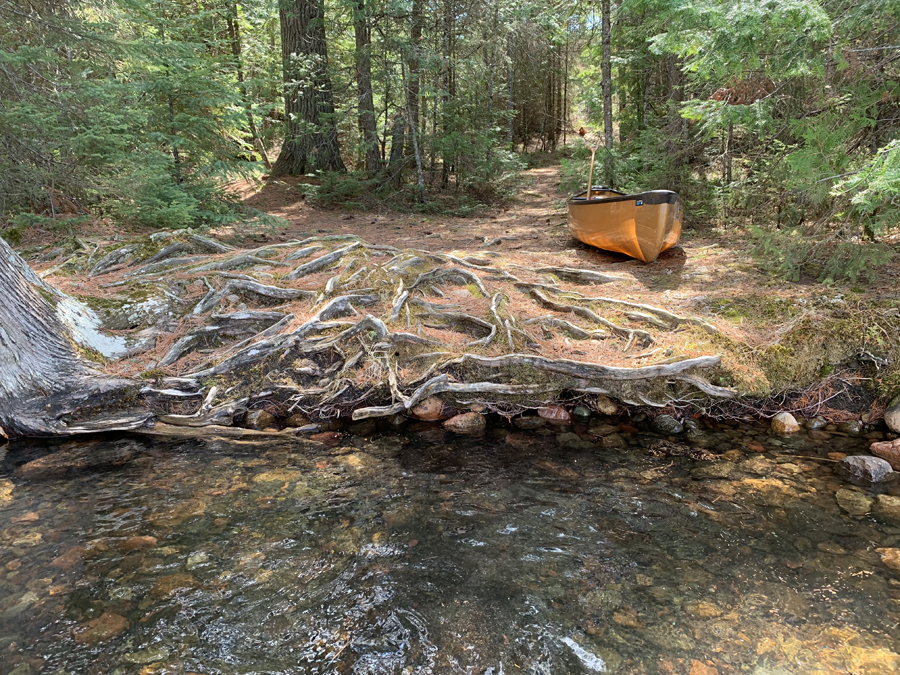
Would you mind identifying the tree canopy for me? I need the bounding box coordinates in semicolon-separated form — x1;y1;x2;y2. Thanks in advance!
1;0;898;280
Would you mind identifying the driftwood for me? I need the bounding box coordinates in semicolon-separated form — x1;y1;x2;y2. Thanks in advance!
0;231;740;439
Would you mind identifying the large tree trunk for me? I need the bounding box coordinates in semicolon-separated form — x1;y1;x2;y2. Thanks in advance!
0;237;148;439
271;0;346;177
405;0;423;159
601;0;614;186
353;0;381;173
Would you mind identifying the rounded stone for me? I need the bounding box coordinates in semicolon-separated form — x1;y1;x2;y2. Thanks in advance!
770;412;800;435
876;547;900;572
514;415;546;430
443;412;487;435
886;395;900;434
72;612;129;644
119;536;157;553
150;573;199;599
874;494;900;521
537;406;571;424
837;420;862;436
411;396;448;421
871;438;900;470
283;413;311;428
595;395;618;415
651;414;683;435
243;409;276;430
838;455;893;484
572;406;592;419
805;416;827;430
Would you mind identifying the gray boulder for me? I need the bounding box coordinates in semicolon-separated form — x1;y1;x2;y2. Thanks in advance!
838;455;893;484
651;414;684;435
886;395;900;434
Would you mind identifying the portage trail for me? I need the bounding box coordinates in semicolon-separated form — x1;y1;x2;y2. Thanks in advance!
5;165;895;438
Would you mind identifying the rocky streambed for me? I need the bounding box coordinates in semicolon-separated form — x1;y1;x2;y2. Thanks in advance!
1;411;900;674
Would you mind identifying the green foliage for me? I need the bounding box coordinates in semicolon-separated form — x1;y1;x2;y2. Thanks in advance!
0;0;265;233
833;139;900;235
649;0;831;81
749;225;894;284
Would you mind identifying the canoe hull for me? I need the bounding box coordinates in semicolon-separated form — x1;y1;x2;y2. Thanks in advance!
568;189;682;263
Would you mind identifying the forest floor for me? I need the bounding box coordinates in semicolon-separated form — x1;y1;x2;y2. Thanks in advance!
16;163;900;424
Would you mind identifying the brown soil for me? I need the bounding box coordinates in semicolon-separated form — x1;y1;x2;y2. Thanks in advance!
18;164;900;420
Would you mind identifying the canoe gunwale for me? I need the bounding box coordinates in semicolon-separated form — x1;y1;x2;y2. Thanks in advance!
569;189;680;207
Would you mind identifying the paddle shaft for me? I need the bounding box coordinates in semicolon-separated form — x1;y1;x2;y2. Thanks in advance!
587;145;598;200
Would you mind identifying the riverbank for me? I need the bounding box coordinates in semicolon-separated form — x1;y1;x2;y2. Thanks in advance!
4;163;899;439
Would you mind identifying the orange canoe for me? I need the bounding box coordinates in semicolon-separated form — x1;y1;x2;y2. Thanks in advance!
568;187;683;263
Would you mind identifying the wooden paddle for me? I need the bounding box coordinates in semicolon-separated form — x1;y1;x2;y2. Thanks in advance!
587;144;598;200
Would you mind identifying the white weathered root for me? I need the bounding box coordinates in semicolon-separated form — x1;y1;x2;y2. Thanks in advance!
581;295;720;335
192;279;314;315
286;245;325;261
89;244;139;276
388;280;409;322
285;242;362;280
127;255;208;277
191;253;290;273
159;311;290;367
523;315;608;340
410;266;490;297
530;288;652;348
532;266;624;284
18;231;741;436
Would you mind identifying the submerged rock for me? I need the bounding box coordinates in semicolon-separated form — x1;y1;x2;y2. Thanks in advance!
874;494;900;521
838;456;893;484
885;395;900;433
124;646;170;665
14;440;137;479
72;612;129;644
0;478;13;504
283;413;311;428
443;412;486;435
805;416;827;430
651;414;683;435
513;415;545;430
871;438;900;470
119;535;157;553
876;547;900;572
838;420;863;436
150;573;199;599
572;405;592;420
836;488;873;515
770;412;800;435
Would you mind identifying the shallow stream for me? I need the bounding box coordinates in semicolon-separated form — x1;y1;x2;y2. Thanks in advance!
1;415;900;674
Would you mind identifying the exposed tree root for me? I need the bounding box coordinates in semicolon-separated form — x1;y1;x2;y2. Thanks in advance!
3;231;747;438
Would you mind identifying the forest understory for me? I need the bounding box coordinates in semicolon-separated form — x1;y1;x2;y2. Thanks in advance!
6;165;900;439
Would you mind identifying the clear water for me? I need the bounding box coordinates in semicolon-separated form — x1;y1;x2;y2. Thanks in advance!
1;419;899;674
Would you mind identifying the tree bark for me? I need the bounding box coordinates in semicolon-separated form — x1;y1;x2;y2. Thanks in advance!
440;0;455;189
271;0;346;177
406;0;423;158
352;0;381;173
0;236;147;438
227;1;271;170
601;0;614;186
